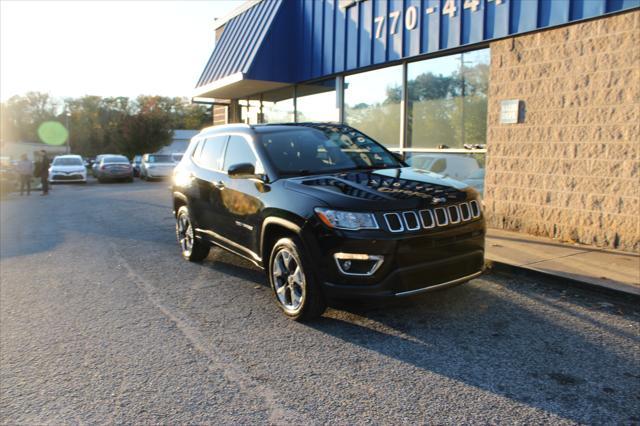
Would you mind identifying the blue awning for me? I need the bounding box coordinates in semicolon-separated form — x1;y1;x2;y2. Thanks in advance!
194;0;294;100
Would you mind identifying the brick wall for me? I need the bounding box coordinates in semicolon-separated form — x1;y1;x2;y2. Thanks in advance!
213;105;228;125
484;10;639;253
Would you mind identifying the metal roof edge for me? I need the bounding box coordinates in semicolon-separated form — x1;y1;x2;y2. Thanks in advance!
213;0;263;30
193;72;245;98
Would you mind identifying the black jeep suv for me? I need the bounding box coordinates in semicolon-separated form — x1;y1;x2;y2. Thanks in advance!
171;123;485;321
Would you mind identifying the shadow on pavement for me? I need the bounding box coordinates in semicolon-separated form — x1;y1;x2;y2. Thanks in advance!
307;280;640;423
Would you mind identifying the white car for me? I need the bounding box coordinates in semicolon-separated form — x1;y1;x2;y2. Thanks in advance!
49;155;87;183
140;154;176;180
407;153;481;182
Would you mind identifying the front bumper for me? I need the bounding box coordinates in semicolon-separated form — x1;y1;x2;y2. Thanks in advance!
50;174;86;182
308;219;486;298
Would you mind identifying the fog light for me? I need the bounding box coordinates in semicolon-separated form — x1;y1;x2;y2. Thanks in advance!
333;253;384;276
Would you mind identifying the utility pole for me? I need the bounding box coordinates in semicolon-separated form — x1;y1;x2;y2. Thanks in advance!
65;111;72;154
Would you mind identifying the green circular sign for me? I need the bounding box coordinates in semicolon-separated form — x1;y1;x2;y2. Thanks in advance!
37;121;68;146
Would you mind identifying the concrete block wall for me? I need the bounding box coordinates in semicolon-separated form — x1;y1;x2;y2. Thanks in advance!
484;10;639;253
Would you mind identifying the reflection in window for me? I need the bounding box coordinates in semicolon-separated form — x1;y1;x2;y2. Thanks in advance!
405;152;486;196
407;49;490;150
262;87;295;123
344;66;402;147
224;136;257;170
296;79;338;122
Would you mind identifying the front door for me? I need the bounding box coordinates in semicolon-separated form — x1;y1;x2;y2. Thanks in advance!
218;135;264;257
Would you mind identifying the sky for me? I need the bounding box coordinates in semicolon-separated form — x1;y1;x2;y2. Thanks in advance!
0;0;241;101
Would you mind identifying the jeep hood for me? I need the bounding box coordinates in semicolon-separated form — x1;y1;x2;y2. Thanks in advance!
284;167;476;211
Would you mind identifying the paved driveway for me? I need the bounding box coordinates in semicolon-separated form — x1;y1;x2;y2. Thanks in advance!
1;180;639;424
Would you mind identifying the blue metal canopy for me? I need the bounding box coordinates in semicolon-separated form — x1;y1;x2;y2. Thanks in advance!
194;0;296;99
195;0;639;99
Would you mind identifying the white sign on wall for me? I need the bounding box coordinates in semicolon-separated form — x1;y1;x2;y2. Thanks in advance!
500;100;522;124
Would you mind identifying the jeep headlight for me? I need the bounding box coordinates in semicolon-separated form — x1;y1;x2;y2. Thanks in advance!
314;208;379;231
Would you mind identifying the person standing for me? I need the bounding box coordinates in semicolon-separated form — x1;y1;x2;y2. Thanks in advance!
16;154;34;196
38;150;50;195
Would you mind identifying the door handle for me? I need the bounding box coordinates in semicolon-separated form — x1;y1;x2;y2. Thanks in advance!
212;180;225;189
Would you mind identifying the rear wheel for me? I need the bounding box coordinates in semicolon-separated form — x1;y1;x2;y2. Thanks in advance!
268;237;326;321
176;206;209;261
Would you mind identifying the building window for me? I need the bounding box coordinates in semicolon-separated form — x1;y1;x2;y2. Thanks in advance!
406;48;490;150
344;65;402;148
262;87;295;123
241;99;262;124
296;79;338;122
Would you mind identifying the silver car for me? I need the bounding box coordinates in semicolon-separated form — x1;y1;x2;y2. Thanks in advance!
95;155;133;183
140;154;175;180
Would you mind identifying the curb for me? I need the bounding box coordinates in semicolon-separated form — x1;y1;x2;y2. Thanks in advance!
486;260;640;300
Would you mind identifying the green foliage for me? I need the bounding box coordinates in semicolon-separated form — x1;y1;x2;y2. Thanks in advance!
1;93;211;158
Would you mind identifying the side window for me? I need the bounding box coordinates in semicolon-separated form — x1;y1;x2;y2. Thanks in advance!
196;135;228;170
223;136;257;171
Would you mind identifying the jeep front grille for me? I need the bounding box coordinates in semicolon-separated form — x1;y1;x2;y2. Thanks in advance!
382;200;481;233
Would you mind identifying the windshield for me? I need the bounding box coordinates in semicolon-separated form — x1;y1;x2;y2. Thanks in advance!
148;155;173;163
257;125;402;175
53;157;83;166
103;156;129;164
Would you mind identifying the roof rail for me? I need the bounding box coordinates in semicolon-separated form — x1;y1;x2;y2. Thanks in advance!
198;122;253;133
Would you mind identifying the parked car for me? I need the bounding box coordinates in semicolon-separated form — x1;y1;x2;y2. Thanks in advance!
95;155;133;183
48;155;87;183
463;168;485;197
91;154;112;177
171;153;184;163
171;123;485;321
131;155;142;177
140;154;175;180
406;153;481;182
0;156;17;196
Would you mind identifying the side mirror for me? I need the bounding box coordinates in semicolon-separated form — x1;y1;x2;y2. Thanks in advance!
227;162;256;179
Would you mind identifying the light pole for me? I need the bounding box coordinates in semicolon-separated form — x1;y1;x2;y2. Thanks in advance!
65;111;71;154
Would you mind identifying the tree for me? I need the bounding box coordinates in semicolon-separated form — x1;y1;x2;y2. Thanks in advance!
0;92;59;143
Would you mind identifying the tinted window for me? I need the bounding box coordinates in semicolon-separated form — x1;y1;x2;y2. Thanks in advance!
257;125;401;175
147;155;173;163
223;136;256;171
197;135;227;170
103;156;129;163
53;157;83;166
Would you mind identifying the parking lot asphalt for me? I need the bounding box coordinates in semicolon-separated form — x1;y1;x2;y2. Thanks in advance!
1;179;639;424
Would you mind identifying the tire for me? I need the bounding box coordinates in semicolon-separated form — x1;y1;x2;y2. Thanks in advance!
175;206;209;262
268;237;326;321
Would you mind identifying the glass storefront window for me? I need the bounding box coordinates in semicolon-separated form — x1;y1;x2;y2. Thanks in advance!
296;79;338;122
241;99;262;124
262;87;295;123
405;152;486;196
344;66;402;148
407;49;490;149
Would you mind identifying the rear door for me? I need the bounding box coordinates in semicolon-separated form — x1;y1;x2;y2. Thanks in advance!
217;135;264;256
190;135;229;234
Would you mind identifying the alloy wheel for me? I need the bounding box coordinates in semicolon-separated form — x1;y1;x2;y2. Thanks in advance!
176;213;194;254
272;248;306;314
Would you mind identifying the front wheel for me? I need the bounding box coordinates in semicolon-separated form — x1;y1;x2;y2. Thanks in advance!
176;206;210;261
268;237;326;321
